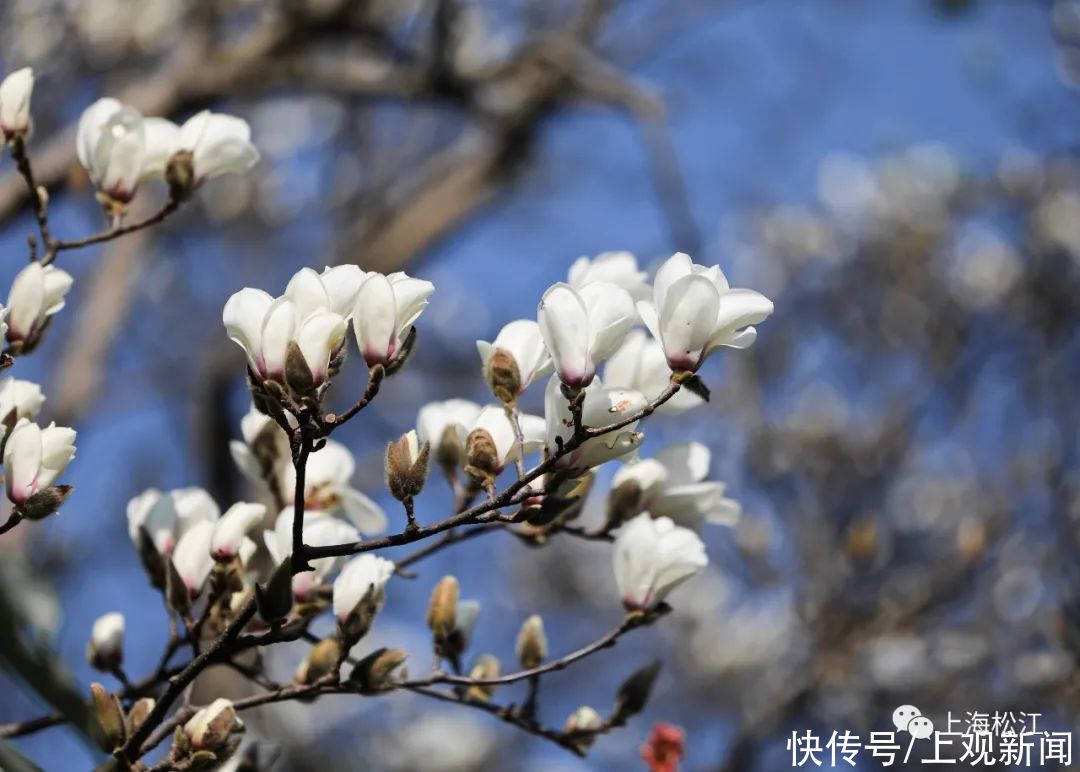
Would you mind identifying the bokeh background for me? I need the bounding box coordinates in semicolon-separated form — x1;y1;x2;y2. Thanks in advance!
1;0;1079;769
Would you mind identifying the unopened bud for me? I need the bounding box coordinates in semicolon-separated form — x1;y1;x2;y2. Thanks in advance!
255;557;294;623
515;614;547;670
485;348;521;404
426;576;459;642
464;428;499;487
434;424;463;472
126;698;155;738
564;705;603;751
295;638;342;685
386;430;430;502
350;647;408;693
166;149;195;201
183;698;243;753
284;340;316;399
20;484;73;520
165;556;191;615
87;612;124;672
464;654;501;701
612;659;661;724
90;682;126;752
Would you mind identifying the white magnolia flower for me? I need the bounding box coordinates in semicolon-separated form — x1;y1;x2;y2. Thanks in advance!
544;375;644;474
222;288;347;385
0;68;34;138
351;271;434;367
76;98;148;202
604;330;702;414
469;404;545;472
568;251;650;302
264;509;360;601
176;110;259;183
88;612;124;669
126;487;219;556
637;252;773;372
332;554;395;622
6;262;73;344
0;378;45;434
612;443;740;529
3;419;76;505
172;520;215;596
613;513;707;610
279;439;388;534
210;502;267;561
537;281;635;388
476;319;552;398
137;118;182;179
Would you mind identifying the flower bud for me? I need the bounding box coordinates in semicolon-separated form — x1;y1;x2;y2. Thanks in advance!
0;68;33;139
464;654;501;702
426;575;459;642
87;612;124;672
295;638;342;685
605;478;644;529
463;427;499;488
0;377;44;441
254;556;294;623
183;698;244;753
126;698;155;738
564;706;603;751
332;555;394;648
385;430;430;502
515;614;547;670
20;483;73;520
165;149;195;200
90;682;126;752
4;419;76;508
484;347;521;404
350;647;408;693
612;659;661;724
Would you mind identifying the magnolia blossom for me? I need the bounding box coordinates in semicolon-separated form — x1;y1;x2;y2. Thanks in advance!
416;398;482;469
127;487;219;556
637;252;773;372
476;319;551;399
209;502;267;561
77;98;154;202
568;251;650;302
604;330;702;414
544;375;645;474
174;110;259;183
264;509;360;601
279;439;388;534
613;513;707;610
6;262;73;344
3;419;76;505
611;443;740;529
467;404;545;473
0;378;45;435
537;281;635;388
332;554;395;621
0;68;33;138
88;612;124;670
352;271;434;367
222;288;347;386
183;698;243;752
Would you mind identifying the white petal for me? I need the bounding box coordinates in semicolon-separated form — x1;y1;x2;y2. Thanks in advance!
6;262;45;340
320;265;367;318
538;283;592;387
352;273;397;366
0;68;33;134
339;488;389;534
652;252;694;310
654;442;710;485
4;419;40;502
658;274;720;370
222;288;273;373
578;282;635;362
172;520;215;595
76;98;121;169
258;297;298;378
296;311;346;382
139;118;181;179
211;502;266;559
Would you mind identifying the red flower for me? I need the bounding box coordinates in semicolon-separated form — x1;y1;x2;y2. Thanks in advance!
641;722;685;772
